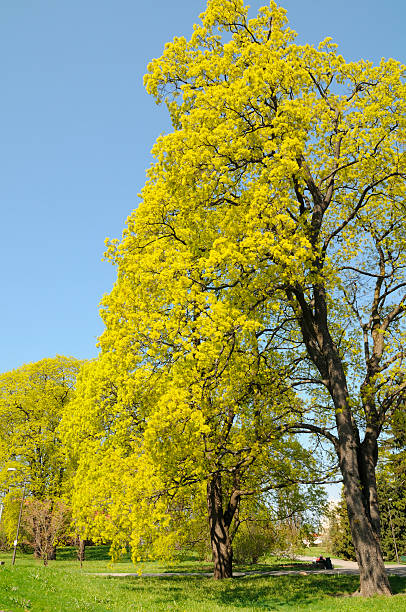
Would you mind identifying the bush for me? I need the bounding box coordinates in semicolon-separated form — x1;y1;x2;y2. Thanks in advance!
21;498;71;564
324;493;356;560
233;521;277;564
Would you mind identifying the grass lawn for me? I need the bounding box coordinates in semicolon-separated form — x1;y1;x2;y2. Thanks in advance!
297;545;331;557
0;546;405;611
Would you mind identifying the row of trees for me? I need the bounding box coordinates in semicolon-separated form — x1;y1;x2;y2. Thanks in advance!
63;0;405;597
0;355;325;567
1;0;405;598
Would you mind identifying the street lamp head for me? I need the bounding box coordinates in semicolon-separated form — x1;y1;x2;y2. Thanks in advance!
7;467;17;472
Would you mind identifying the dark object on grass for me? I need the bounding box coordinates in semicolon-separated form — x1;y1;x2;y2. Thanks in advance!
325;557;333;569
314;555;333;570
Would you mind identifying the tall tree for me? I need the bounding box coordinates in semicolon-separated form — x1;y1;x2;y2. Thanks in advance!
0;356;82;556
64;348;328;578
140;0;405;595
66;0;404;595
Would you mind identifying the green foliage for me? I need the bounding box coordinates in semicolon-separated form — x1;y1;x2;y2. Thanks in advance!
0;512;10;551
376;454;406;561
0;356;82;553
274;484;327;535
1;490;24;550
233;520;278;564
325;491;356;561
0;355;82;500
62;0;405;590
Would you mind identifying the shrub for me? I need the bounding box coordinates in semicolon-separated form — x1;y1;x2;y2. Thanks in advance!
233;521;277;564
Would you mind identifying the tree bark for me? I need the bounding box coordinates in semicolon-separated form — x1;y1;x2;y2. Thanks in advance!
290;284;392;596
336;428;391;595
47;544;56;560
77;537;86;563
329;350;391;596
343;478;390;596
207;474;233;579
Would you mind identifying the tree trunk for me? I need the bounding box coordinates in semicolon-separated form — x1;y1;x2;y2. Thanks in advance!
331;367;392;596
33;515;41;558
290;285;392;596
207;474;233;579
47;544;56;560
77;537;86;563
44;508;56;560
327;355;392;594
341;459;391;596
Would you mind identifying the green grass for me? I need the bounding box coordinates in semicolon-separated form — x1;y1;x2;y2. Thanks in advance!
296;545;330;557
0;546;405;611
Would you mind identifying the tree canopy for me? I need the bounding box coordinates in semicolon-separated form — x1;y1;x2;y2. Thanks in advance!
0;355;82;499
63;0;405;594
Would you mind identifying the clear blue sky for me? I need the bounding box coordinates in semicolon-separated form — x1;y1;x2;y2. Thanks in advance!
1;0;405;374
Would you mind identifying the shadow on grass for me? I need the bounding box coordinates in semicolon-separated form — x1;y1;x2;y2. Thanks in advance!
53;545;320;575
389;575;406;595
218;574;406;608
110;574;354;609
134;561;331;576
56;544;114;562
108;573;406;609
219;574;359;608
57;546;207;566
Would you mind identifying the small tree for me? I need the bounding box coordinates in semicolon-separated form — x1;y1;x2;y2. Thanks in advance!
325;491;356;560
233;520;277;564
376;442;406;561
21;499;71;565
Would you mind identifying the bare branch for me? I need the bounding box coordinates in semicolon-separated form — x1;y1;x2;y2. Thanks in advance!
287;422;339;451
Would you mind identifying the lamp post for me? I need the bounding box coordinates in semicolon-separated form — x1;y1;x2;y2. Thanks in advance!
7;468;27;566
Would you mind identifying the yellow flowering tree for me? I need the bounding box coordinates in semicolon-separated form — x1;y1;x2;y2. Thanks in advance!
65;0;404;595
64;339;327;578
0;356;82;556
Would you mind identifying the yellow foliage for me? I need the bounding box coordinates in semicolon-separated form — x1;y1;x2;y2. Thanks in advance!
0;356;82;500
62;0;405;563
